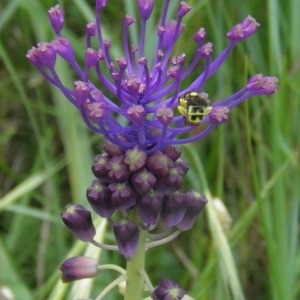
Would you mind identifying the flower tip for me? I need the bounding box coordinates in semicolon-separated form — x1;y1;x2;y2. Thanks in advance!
209;106;230;125
247;74;279;95
227;15;260;42
48;4;64;35
178;2;192;18
138;0;154;20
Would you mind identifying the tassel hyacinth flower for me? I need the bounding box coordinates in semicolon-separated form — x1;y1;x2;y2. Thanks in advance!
27;1;278;299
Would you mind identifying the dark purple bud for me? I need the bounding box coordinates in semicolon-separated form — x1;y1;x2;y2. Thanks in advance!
108;182;136;210
60;256;99;283
146;152;174;177
162;146;181;161
86;180;115;218
52;37;75;62
152;279;185;300
106;156;130;182
61;204;96;242
247;74;279;95
209;106;230;125
124;146;147;172
103;143;124;157
154;174;182;195
131;168;157;194
227;16;260;42
156;105;174;126
165;167;183;188
113;219;139;260
178;2;191;18
137;190;163;227
161;193;186;228
48;5;64;35
36;43;56;68
177;191;207;231
138;0;154;20
92;154;109;180
174;158;189;176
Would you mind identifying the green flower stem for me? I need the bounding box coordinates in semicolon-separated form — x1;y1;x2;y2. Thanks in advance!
124;228;147;300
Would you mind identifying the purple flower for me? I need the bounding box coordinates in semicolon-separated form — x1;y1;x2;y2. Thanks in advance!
61;204;96;242
152;279;185;300
27;2;278;154
48;5;64;35
60;256;99;283
113;219;139;260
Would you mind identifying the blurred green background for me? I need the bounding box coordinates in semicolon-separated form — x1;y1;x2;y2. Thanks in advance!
0;0;299;299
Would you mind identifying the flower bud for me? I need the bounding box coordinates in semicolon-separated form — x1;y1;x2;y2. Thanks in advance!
131;168;157;194
137;190;163;227
108;181;137;210
146;152;174;177
113;219;139;260
86;180;115;218
209;106;230;125
60;256;99;283
124;145;147;172
152;279;185;300
247;74;278;95
161;193;186;228
48;5;64;35
106;156;130;182
227;16;260;42
138;0;154;20
52;37;75;62
178;2;191;18
176;191;207;231
156;105;174;126
162;146;181;161
92;154;109;180
61;204;96;242
36;43;56;68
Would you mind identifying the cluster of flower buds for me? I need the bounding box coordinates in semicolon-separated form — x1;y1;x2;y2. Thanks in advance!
62;144;207;260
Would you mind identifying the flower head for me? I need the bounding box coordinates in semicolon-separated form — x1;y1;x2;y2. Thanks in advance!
27;2;278;154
